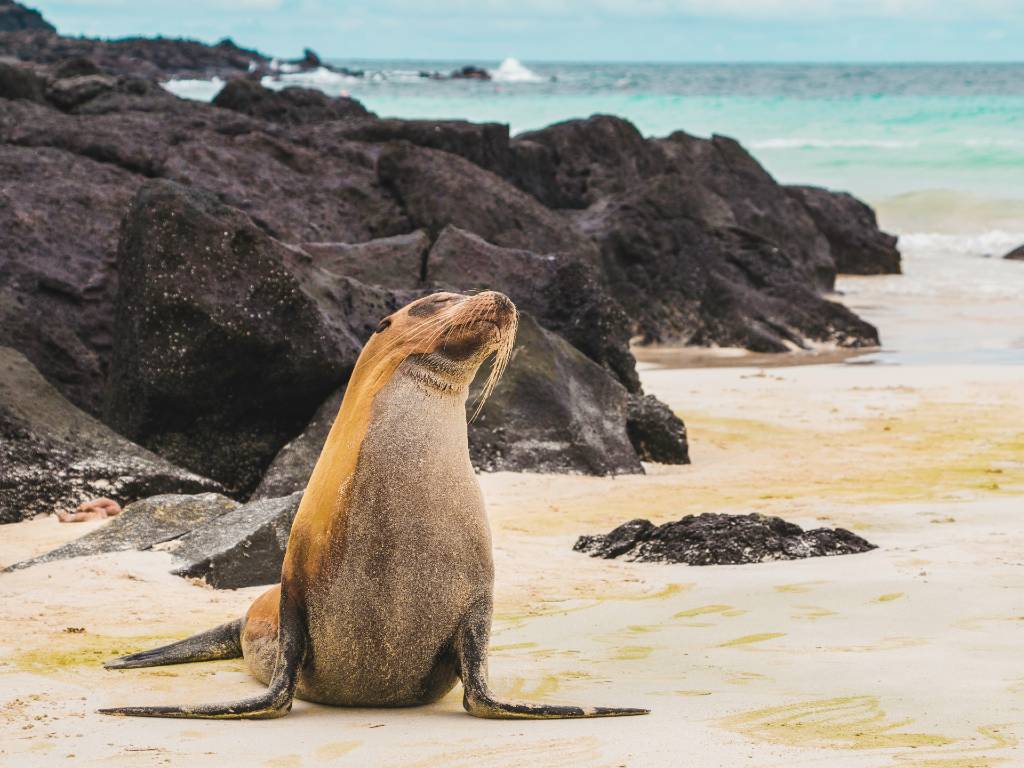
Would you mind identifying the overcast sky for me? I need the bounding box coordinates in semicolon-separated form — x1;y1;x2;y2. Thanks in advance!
33;1;1024;62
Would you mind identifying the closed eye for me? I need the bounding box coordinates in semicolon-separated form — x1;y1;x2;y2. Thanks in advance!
375;318;392;333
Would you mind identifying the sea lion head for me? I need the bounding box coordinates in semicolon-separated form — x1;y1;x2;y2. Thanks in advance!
359;290;518;415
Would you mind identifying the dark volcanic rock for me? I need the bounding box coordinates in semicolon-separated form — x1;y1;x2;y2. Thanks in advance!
0;346;222;524
378;142;591;254
578;173;879;350
301;230;430;288
657;131;836;291
513;115;662;209
0;1;53;33
1003;245;1024;261
0;30;269;80
167;492;301;588
625;393;689;465
469;314;642;475
574;513;876;565
314;118;511;176
450;65;490;81
426;225;639;391
212;78;372;125
105;180;364;497
0;57;45;101
0;139;141;412
5;493;236;568
788;185;901;275
253;389;342;499
45;72;117;110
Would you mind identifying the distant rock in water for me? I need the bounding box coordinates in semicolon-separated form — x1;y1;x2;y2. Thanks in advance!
574;513;875;564
1004;245;1024;261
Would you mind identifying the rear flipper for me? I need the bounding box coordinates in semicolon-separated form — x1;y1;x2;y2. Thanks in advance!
456;597;649;719
104;619;244;670
99;587;306;719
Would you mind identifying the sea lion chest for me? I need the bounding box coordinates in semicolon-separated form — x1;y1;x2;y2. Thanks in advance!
300;372;493;706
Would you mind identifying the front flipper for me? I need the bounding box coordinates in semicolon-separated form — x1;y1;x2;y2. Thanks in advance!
455;597;649;719
99;586;306;720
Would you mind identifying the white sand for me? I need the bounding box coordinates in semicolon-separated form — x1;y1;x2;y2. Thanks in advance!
3;254;1024;766
2;357;1022;767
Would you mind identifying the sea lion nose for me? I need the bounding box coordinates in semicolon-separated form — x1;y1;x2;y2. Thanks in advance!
485;291;516;319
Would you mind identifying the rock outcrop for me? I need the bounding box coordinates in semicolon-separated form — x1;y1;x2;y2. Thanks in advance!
5;492;235;567
425;225;639;391
574;513;876;564
787;185;901;274
105;180;362;497
0;19;900;506
166;492;301;588
0;0;52;33
8;490;301;589
252;389;342;499
0;347;222;523
212;78;372;126
468;314;642;475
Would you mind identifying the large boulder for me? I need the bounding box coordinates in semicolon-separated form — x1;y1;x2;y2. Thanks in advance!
787;185;901;274
299;230;430;289
0;57;45;102
252;389;341;499
577;173;879;351
0;347;222;524
310;117;512;176
657;131;836;291
166;492;301;588
425;225;640;392
0;132;143;412
105;180;363;497
8;490;303;590
252;313;672;489
5;493;236;568
512;115;662;209
377;142;591;254
1003;245;1024;261
212;78;372;125
468;314;642;475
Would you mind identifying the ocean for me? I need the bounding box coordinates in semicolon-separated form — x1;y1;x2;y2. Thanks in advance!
165;60;1024;364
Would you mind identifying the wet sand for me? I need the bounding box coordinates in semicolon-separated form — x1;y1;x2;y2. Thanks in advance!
2;353;1022;767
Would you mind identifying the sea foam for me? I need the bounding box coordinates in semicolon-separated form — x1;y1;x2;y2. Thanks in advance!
489;58;544;83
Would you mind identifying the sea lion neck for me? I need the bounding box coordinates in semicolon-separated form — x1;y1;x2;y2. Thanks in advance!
400;353;478;398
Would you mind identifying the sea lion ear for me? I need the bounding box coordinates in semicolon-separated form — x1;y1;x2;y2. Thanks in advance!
374;319;392;334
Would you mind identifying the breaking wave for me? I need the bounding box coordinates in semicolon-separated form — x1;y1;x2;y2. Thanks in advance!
489;57;544;83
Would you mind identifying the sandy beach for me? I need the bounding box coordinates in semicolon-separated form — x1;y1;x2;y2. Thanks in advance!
3;262;1022;767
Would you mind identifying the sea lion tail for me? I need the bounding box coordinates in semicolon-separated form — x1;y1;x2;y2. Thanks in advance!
103;618;243;670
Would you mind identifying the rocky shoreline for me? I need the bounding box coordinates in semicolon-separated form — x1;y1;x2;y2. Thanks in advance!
0;2;901;577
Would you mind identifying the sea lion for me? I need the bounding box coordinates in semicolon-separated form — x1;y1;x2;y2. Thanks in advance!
58;497;121;523
99;290;647;720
